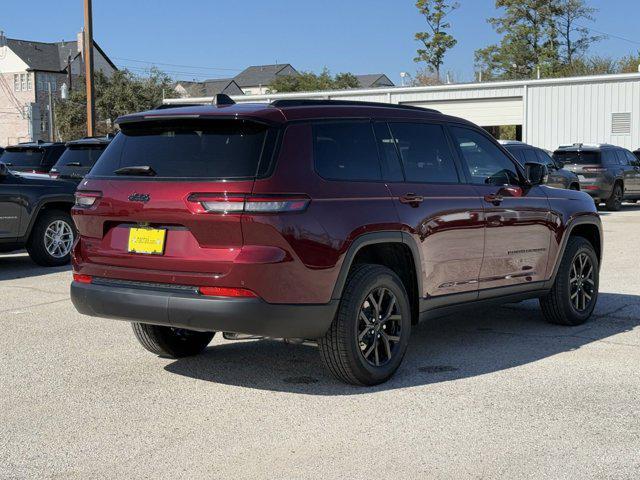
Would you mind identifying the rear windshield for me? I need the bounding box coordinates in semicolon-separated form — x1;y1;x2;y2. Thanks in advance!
90;120;276;179
2;148;44;167
553;151;601;165
54;146;106;170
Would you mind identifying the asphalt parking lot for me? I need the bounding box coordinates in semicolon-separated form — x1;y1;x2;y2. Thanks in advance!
2;205;639;480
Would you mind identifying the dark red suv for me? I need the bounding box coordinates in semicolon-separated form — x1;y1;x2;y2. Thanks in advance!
70;98;602;385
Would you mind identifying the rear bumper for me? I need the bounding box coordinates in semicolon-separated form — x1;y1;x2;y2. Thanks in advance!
70;280;338;339
577;178;612;201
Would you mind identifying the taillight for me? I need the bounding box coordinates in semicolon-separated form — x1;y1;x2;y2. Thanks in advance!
583;167;606;173
49;171;59;178
187;193;310;214
75;190;102;208
73;273;92;284
199;286;257;297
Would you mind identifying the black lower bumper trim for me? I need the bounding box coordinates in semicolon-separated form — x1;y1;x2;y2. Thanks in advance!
71;281;338;339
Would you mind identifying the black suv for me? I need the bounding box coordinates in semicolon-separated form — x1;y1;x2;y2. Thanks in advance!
500;140;580;190
0;162;76;266
553;143;640;210
49;136;113;183
2;141;66;174
634;149;640;163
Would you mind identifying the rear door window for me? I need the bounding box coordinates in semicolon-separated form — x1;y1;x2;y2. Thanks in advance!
535;149;556;168
522;148;539;164
91;120;276;179
386;122;459;183
450;126;520;186
313;121;382;181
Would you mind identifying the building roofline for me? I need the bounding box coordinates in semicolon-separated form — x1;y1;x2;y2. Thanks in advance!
164;72;640;105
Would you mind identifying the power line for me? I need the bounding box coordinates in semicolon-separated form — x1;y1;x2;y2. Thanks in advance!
576;23;640;46
111;56;243;72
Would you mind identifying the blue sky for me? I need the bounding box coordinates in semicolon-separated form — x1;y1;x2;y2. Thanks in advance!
2;0;639;84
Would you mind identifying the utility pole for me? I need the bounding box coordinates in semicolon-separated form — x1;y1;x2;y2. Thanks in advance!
47;82;55;142
67;55;73;91
83;0;95;137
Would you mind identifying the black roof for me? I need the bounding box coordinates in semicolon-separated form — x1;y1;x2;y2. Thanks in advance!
65;135;114;147
7;140;65;149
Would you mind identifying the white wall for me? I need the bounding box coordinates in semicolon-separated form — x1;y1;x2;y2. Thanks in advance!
526;77;640;150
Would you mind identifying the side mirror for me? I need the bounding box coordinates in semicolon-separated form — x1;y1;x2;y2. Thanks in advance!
525;162;548;185
555;160;565;169
0;162;8;179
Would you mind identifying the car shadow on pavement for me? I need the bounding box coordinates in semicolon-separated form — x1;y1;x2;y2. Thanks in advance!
0;252;70;281
164;292;640;395
597;202;640;215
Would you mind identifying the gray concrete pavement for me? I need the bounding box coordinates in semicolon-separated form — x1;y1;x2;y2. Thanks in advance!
1;205;639;479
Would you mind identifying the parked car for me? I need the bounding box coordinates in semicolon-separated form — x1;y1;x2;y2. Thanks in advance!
0;162;77;266
553;143;640;210
1;141;66;174
499;140;580;190
634;148;640;163
70;97;602;385
49;135;113;182
0;146;4;157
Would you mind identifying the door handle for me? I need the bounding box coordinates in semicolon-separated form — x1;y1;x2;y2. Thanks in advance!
399;193;424;206
484;193;503;206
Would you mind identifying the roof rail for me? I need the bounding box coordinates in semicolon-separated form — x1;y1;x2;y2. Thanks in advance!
270;98;440;113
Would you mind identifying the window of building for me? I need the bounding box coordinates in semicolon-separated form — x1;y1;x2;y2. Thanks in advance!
450;126;520;186
14;74;20;92
27;74;32;91
313;121;382;181
387;122;460;183
20;73;27;91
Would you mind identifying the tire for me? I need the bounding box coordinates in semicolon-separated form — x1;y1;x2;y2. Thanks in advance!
26;209;76;267
319;264;411;386
605;183;623;211
540;236;599;326
131;323;215;358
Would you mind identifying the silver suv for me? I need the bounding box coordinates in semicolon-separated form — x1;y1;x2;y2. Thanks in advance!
553;143;640;211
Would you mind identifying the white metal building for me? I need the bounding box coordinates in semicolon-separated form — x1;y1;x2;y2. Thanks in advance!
165;72;640;151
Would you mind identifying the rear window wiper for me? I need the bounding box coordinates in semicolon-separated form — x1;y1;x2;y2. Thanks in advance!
113;165;157;176
65;162;82;167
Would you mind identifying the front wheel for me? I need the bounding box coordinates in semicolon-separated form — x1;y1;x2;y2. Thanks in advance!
540;236;599;326
132;323;215;358
319;264;411;385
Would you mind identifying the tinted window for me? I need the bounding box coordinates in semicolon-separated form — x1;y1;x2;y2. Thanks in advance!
522;148;539;164
553;151;601;165
91;120;275;179
1;148;44;167
373;123;403;181
450;126;520;185
313;121;381;181
503;146;525;164
615;150;629;165
603;151;620;165
387;123;459;183
625;150;639;166
54;146;105;169
536;149;556;168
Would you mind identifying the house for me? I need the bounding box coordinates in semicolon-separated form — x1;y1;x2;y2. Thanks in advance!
0;31;117;146
355;73;395;89
232;64;299;95
175;78;244;98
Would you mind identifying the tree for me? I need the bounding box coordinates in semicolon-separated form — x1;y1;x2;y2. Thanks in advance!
411;67;442;86
475;0;558;79
555;0;603;64
269;68;360;93
414;0;459;81
55;68;177;140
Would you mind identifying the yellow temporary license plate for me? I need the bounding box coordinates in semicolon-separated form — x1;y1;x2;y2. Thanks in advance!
128;227;166;255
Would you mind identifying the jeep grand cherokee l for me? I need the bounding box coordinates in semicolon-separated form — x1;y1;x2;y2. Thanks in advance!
0;162;76;266
70;97;602;385
553;143;640;210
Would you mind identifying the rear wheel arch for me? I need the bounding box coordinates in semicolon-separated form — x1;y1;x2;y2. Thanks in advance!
25;198;74;241
331;232;421;325
549;217;602;285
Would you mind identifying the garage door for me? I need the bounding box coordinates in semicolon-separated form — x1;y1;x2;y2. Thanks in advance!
403;97;523;127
